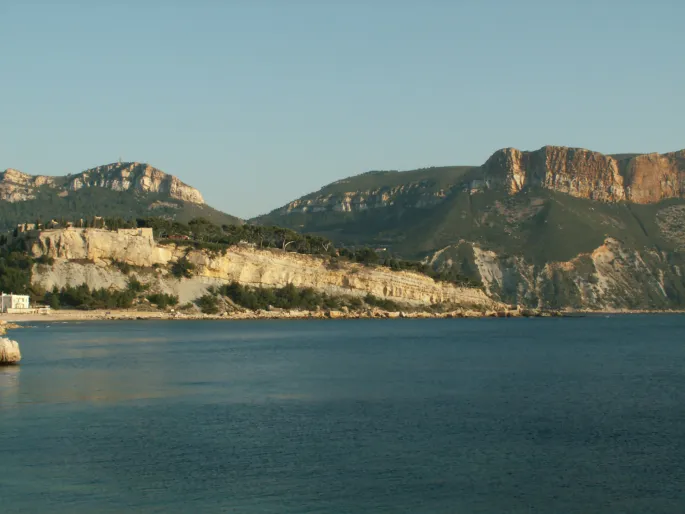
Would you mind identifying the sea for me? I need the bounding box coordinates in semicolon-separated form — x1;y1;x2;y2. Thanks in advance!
1;316;684;513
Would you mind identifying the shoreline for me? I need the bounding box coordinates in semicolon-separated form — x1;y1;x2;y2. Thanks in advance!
1;307;682;326
0;306;560;324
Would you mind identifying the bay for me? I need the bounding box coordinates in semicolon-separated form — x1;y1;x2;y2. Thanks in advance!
1;316;684;513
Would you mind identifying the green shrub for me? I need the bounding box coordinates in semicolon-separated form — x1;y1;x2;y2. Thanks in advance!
44;291;60;309
112;260;132;274
0;248;34;295
171;257;196;278
213;281;346;311
364;294;401;311
35;255;55;265
56;284;137;310
127;278;148;293
147;293;179;309
196;294;219;314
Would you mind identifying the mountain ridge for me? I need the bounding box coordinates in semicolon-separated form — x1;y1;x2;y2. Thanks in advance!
483;145;685;203
0;161;204;204
252;145;685;309
0;161;241;229
4;145;685;309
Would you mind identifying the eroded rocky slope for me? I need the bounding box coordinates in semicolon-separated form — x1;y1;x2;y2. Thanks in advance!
428;238;685;310
29;228;496;308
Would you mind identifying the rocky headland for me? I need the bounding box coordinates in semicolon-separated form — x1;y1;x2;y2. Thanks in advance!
24;226;509;316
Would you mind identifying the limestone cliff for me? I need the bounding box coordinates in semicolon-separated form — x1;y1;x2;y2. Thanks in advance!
429;239;685;310
483;146;685;204
30;228;496;308
0;169;56;202
0;162;204;204
67;163;204;204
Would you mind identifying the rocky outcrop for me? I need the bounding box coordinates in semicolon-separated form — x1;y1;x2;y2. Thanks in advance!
430;238;685;310
623;152;685;204
278;183;453;215
30;228;498;308
67;163;204;204
31;228;163;267
0;169;56;202
0;162;204;204
483;146;685;204
0;338;21;365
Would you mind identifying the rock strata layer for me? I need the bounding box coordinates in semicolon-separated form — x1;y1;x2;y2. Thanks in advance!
29;228;498;308
483;146;685;203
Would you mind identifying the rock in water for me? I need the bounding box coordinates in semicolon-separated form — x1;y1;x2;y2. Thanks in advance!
0;338;21;365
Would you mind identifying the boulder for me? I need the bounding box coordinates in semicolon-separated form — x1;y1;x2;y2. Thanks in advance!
0;338;21;365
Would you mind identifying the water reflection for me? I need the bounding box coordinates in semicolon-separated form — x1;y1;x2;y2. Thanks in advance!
0;365;20;405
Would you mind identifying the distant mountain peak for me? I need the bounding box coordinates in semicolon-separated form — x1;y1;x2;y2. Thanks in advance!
67;162;205;204
0;162;204;205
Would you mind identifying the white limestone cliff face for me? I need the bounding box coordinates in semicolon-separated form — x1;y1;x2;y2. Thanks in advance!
31;228;164;266
430;239;685;310
0;169;56;202
30;228;497;308
0;162;204;204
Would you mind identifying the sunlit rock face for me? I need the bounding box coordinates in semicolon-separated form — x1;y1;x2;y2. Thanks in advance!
483;146;685;204
0;162;204;204
0;338;21;365
29;228;498;308
67;163;205;204
428;238;685;310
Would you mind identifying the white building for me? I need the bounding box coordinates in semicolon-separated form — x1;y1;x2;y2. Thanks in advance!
0;293;30;313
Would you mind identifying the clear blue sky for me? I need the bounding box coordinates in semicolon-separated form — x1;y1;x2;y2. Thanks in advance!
2;1;683;218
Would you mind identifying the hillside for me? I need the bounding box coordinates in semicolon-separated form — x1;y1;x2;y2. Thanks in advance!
12;226;499;316
0;162;242;229
254;146;685;310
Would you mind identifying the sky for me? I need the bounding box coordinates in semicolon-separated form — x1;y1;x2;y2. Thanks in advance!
2;1;683;218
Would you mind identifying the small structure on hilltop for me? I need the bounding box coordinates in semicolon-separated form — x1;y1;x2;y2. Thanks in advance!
0;293;30;313
16;223;36;233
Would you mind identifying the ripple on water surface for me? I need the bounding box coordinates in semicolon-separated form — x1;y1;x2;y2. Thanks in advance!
1;317;684;513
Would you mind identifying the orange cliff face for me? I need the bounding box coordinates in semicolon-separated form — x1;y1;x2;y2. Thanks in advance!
483;146;685;204
623;151;685;203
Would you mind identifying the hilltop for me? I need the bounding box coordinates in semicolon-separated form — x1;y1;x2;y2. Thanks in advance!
0;162;242;229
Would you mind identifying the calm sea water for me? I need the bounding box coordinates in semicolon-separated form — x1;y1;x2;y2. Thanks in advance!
1;317;684;513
